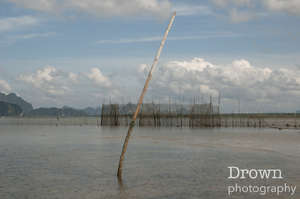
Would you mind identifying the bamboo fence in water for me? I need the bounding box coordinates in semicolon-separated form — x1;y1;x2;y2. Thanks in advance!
100;102;269;128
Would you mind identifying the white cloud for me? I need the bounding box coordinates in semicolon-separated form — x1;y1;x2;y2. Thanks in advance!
68;72;78;82
263;0;300;15
19;66;70;96
19;66;55;85
87;67;112;88
0;16;39;32
173;4;213;16
138;57;300;112
0;79;12;93
7;0;172;19
17;65;119;107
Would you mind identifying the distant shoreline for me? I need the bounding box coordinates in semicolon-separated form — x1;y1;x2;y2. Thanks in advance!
1;114;300;130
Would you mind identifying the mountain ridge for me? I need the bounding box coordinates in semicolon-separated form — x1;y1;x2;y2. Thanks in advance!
0;101;22;116
0;92;33;113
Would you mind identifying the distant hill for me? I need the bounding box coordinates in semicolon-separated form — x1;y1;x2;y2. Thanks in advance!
26;106;88;117
0;92;33;113
83;106;101;116
0;101;22;116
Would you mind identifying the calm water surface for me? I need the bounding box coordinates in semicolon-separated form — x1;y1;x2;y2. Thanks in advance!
0;126;299;199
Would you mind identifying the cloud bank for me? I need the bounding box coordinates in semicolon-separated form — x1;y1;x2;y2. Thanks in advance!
4;0;300;24
139;58;300;112
5;58;300;112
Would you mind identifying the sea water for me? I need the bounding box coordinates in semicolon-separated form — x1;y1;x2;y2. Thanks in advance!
0;125;299;198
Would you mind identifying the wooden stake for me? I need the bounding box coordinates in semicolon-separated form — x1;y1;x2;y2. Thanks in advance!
117;12;176;180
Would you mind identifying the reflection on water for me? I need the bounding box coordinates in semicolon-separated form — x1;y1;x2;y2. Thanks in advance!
0;126;299;199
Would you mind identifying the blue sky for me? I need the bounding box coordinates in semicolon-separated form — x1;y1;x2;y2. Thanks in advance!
0;0;300;112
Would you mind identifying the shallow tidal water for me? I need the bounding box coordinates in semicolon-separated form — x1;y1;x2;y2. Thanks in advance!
0;125;299;199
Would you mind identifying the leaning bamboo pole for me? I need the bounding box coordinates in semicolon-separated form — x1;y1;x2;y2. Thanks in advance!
117;12;176;179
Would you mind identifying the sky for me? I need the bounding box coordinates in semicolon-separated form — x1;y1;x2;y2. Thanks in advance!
0;0;300;113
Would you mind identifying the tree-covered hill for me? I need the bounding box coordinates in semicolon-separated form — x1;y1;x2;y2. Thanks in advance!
0;101;22;116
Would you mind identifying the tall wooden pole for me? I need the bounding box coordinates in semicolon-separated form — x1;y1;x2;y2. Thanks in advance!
117;12;176;179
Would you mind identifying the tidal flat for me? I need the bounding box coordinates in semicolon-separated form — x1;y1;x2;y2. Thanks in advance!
0;125;299;199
